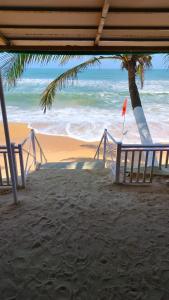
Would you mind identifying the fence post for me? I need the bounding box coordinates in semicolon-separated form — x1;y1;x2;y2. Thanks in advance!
11;143;18;188
18;144;26;188
31;129;37;169
0;73;18;204
103;129;107;166
115;142;122;184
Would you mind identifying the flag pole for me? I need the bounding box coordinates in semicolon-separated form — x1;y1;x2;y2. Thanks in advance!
121;98;127;143
121;114;126;142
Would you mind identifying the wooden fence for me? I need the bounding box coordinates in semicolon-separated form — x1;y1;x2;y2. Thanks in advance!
0;129;47;189
94;129;169;184
0;144;24;188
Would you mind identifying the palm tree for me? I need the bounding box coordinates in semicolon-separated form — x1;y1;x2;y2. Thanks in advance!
0;53;153;144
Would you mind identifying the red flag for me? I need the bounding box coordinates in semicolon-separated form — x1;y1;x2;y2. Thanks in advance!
122;98;127;117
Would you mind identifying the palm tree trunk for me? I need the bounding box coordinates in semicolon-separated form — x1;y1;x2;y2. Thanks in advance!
128;59;153;145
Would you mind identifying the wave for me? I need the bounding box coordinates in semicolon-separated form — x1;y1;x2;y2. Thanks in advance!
5;78;169;96
2;70;169;143
2;105;169;143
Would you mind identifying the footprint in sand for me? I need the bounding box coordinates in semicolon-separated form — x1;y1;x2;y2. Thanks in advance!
55;285;72;300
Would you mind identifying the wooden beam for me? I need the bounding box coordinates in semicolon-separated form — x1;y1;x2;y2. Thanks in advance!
1;25;169;31
95;0;109;45
10;37;169;42
0;31;10;45
11;37;94;41
0;6;169;13
0;45;169;54
104;26;169;30
101;38;169;41
108;8;169;13
0;6;101;13
0;25;98;30
1;25;169;32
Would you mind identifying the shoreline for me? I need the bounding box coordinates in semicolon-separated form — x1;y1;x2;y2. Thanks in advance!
0;122;98;162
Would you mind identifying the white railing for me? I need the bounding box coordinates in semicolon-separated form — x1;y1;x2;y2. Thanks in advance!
94;129;118;164
21;129;47;179
0;143;25;188
0;129;47;189
94;129;169;184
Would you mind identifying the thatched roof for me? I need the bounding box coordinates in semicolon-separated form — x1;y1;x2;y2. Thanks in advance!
0;0;169;53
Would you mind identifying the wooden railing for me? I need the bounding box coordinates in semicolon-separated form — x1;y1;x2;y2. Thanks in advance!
116;143;169;184
94;129;169;184
0;143;25;188
0;129;47;189
94;129;118;165
21;129;47;179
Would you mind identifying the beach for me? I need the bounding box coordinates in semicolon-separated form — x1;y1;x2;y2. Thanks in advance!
2;68;169;144
1;123;169;299
0;164;169;299
0;66;169;299
0;122;98;163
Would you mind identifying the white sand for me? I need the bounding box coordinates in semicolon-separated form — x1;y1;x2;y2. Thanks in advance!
0;168;169;299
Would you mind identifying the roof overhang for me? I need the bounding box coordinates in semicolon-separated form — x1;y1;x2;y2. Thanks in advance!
0;0;169;53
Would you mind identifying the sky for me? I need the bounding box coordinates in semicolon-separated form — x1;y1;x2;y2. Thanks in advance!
30;54;167;69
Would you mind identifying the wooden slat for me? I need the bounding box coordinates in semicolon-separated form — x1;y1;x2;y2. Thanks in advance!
0;7;102;12
165;150;169;168
130;150;135;183
101;37;169;41
122;144;169;148
123;150;128;183
0;7;169;13
3;152;10;185
115;143;122;184
150;150;156;183
11;37;94;41
136;150;142;183
9;36;169;42
159;150;163;170
11;144;18;187
143;151;149;183
99;41;169;46
0;25;98;29
18;144;25;188
1;25;169;30
0;45;169;53
0;164;3;186
12;40;94;46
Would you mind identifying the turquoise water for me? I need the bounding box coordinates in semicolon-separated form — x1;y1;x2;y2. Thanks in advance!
1;68;169;142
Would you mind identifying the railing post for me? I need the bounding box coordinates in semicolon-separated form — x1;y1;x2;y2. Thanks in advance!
0;73;18;204
18;144;26;188
31;129;37;169
115;142;122;184
103;129;107;166
11;143;18;188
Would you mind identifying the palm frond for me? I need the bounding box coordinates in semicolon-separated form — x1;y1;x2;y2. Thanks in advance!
136;64;144;88
136;55;152;88
59;55;84;65
163;53;169;68
40;56;105;112
0;53;67;86
138;55;152;69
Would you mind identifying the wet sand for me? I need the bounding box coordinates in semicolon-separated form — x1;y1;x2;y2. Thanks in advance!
0;122;98;163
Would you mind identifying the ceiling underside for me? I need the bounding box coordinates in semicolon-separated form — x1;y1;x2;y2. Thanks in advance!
0;0;169;53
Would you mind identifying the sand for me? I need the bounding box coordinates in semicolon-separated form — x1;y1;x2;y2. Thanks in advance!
1;122;169;299
0;122;98;163
0;167;169;299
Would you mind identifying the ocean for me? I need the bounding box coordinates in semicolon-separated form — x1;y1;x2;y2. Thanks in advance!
1;67;169;143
